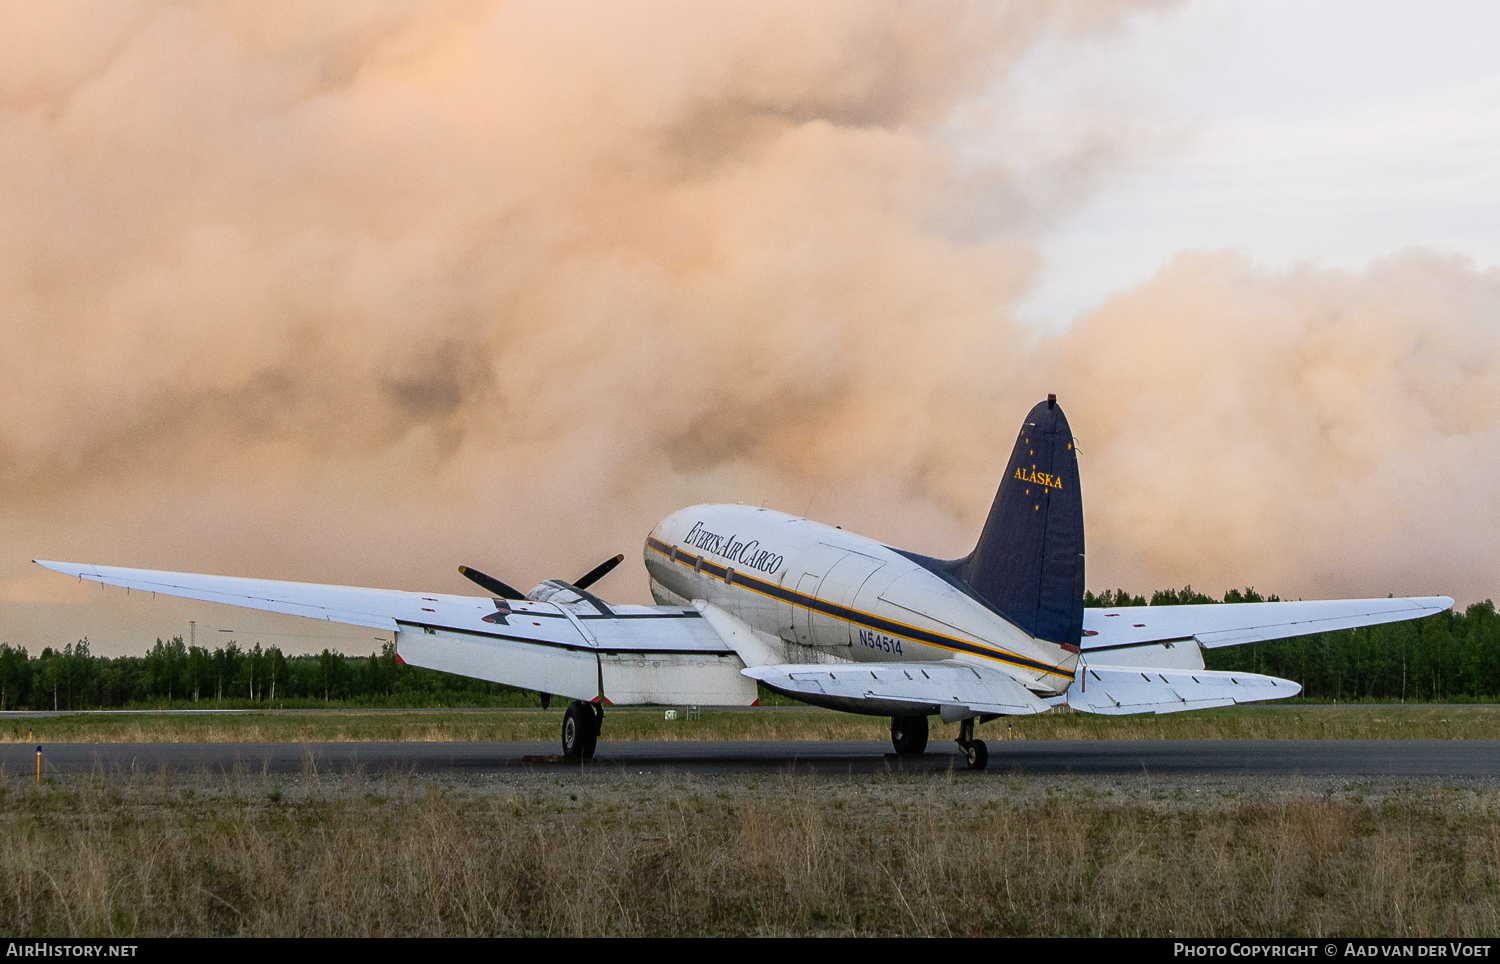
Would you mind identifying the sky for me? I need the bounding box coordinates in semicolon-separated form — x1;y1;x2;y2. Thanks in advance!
1;0;1497;657
1019;0;1500;322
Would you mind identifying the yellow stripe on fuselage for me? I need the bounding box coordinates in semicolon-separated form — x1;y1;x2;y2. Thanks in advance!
646;537;1074;681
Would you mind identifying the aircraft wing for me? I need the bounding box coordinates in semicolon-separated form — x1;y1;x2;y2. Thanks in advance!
40;559;434;631
743;661;1052;717
1068;665;1300;715
34;560;756;705
1081;596;1452;652
34;559;722;645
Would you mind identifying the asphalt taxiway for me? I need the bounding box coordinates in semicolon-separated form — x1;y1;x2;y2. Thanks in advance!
5;739;1499;778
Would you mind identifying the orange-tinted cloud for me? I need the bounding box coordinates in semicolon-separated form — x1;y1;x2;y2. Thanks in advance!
3;1;1492;654
1054;249;1500;602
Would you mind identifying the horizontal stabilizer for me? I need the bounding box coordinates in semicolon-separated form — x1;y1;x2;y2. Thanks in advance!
744;660;1050;717
1068;664;1300;715
1082;596;1453;652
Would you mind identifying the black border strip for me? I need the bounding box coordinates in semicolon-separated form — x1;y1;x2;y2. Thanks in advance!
505;609;701;621
579;611;701;621
396;620;735;656
1080;635;1197;654
646;537;1073;681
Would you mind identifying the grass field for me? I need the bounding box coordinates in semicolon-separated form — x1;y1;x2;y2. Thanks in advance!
3;766;1498;936
1;703;1498;744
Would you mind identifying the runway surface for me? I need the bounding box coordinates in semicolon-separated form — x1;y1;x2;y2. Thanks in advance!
7;739;1500;777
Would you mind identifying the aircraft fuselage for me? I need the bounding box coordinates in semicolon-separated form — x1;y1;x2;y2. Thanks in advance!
643;504;1076;695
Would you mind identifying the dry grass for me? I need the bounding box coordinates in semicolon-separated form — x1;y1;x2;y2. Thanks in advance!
3;703;1499;744
2;767;1499;936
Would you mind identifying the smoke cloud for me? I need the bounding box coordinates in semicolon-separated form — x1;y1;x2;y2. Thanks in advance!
0;1;1493;652
1053;249;1500;601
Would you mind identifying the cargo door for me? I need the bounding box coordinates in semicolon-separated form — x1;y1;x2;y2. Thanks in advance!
813;550;886;647
790;544;848;644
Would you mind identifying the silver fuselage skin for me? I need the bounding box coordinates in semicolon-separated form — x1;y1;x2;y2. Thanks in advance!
643;504;1076;695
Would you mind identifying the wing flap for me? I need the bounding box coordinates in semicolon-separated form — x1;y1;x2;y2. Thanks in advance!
1068;664;1300;715
1082;596;1452;651
744;660;1050;716
581;610;737;654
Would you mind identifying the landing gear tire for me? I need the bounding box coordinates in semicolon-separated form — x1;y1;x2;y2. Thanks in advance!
890;715;929;755
955;717;988;772
562;700;600;759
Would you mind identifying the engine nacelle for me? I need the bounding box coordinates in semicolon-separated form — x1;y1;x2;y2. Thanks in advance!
526;579;584;605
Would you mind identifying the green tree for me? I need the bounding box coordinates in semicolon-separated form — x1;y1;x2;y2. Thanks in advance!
60;639;95;709
267;646;286;703
186;645;210;702
1150;585;1218;606
37;647;60;711
143;636;188;701
211;641;242;703
1083;589;1146;608
316;648;345;701
0;644;29;710
245;643;265;701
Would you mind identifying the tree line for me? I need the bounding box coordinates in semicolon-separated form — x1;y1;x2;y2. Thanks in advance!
0;638;529;711
0;586;1494;708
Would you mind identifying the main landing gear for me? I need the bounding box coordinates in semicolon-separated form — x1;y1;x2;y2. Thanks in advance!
892;714;986;769
562;700;602;759
890;715;929;755
956;717;988;772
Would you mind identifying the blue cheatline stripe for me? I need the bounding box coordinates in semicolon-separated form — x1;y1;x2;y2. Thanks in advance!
646;538;1074;681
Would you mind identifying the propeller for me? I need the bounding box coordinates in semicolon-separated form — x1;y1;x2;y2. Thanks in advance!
458;553;625;599
573;554;624;591
457;566;525;600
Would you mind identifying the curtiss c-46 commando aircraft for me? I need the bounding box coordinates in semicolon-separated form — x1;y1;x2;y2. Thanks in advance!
37;397;1450;769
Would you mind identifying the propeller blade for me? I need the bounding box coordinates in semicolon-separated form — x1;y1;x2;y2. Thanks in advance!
573;554;625;591
458;565;526;600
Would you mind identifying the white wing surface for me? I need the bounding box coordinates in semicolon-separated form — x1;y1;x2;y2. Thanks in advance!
744;661;1051;717
1067;664;1300;715
40;559;432;631
34;559;730;649
1082;596;1452;652
33;560;758;705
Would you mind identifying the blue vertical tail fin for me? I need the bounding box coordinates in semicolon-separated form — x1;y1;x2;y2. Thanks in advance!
957;396;1085;647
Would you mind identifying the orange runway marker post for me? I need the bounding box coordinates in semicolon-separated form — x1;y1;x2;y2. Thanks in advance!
35;745;41;785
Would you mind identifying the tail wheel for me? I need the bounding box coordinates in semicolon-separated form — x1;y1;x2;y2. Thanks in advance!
890;715;929;755
562;700;599;759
